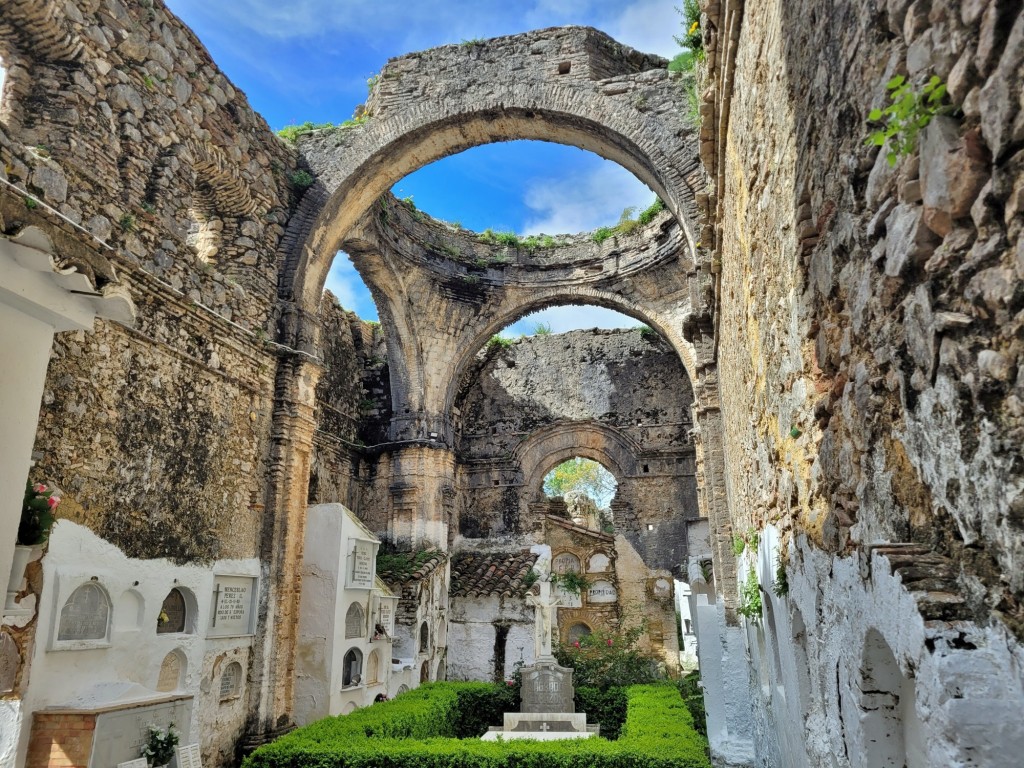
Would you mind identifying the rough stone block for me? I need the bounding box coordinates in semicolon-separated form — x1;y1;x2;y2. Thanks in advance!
884;203;939;276
920;117;989;236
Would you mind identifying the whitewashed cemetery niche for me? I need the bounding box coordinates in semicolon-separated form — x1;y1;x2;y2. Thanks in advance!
295;504;400;725
13;521;259;767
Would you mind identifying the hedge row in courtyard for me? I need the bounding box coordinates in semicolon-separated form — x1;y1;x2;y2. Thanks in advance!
244;683;710;768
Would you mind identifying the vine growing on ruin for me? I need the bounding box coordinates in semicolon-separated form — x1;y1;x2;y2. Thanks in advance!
737;565;762;621
865;74;952;166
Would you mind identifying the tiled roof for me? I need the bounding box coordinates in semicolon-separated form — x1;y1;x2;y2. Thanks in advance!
450;550;539;598
545;515;614;542
376;550;447;589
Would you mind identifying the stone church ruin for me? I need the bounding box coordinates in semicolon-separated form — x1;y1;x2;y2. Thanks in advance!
1;0;1022;766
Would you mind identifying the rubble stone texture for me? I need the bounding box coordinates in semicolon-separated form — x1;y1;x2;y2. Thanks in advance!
0;0;1021;766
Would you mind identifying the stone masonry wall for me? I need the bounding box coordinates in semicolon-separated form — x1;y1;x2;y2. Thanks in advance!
454;327;699;574
0;1;302;764
704;0;1024;763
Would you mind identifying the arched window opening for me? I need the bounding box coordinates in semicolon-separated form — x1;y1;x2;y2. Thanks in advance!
419;621;430;653
342;648;363;688
57;583;111;643
567;623;592;644
543;457;617;532
436;658;446;681
157;588;187;634
345;602;365;639
324;250;381;321
392;140;661;240
420;660;430;683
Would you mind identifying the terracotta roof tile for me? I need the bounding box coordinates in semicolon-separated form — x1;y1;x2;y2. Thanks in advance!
450;550;539;598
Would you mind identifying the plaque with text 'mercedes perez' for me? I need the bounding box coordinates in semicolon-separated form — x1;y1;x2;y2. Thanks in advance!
208;575;257;637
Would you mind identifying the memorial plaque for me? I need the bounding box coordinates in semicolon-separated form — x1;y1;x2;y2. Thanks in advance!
92;697;192;768
586;580;617;604
220;661;242;699
0;631;19;693
377;600;394;635
208;575;256;637
521;663;574;713
156;652;182;692
57;583;110;642
157;588;186;634
552;553;581;574
347;539;375;589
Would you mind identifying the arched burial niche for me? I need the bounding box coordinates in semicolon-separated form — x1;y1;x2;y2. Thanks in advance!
55;582;112;648
157;587;198;634
847;629;927;768
345;602;365;639
342;648;363;688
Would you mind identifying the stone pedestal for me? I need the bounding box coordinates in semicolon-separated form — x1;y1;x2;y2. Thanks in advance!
483;660;598;741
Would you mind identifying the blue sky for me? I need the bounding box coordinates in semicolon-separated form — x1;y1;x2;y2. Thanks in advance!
165;0;682;333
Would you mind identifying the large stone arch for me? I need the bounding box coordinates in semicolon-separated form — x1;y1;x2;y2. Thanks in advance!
279;27;703;324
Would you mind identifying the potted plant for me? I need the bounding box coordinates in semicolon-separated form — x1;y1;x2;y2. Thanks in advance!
5;481;60;613
141;723;179;768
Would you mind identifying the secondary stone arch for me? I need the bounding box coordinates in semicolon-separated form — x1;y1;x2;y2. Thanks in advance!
280;27;702;321
444;291;697;426
518;422;640;504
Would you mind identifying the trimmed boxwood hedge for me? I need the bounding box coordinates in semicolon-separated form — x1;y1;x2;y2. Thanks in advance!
244;683;710;768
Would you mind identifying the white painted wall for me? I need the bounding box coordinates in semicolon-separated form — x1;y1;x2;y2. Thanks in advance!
295;503;393;724
447;594;534;682
13;521;257;768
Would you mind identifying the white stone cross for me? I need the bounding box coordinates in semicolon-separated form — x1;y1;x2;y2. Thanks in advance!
539;722;551;732
526;577;560;661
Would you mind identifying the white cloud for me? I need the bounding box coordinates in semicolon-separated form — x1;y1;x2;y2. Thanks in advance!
507;305;641;336
521;162;654;236
605;0;680;58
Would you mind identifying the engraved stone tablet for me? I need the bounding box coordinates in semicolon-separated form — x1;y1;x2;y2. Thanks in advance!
57;583;110;641
208;576;256;637
586;580;617;604
92;697;192;768
156;651;182;692
521;662;574;713
0;631;19;693
347;540;375;589
552;552;581;574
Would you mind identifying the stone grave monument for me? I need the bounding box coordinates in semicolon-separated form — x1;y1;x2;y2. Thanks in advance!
482;577;597;740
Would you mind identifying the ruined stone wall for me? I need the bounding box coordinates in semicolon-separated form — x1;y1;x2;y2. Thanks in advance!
454;327;699;573
704;0;1024;763
0;1;304;764
0;0;296;557
308;293;390;512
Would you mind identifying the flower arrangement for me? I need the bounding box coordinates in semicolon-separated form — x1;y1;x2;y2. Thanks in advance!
18;481;60;546
141;723;179;767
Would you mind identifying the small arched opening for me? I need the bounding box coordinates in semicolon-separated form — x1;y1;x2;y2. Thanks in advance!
418;621;430;654
342;648;363;688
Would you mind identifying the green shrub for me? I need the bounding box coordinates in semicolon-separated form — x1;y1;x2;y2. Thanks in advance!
244;683;711;768
675;672;707;738
554;624;661;689
576;686;627;740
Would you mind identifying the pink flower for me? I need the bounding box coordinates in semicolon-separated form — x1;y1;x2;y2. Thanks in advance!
573;641;580;648
47;496;60;509
506;680;514;686
607;639;613;646
33;483;47;493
